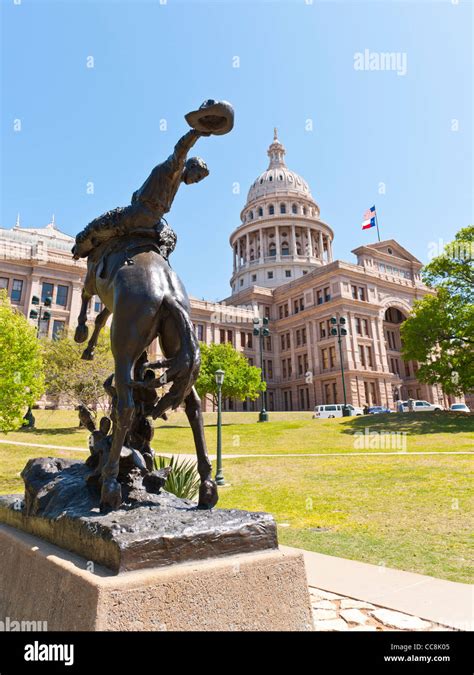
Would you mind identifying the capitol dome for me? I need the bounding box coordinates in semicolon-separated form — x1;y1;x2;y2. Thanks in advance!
230;130;334;294
246;130;316;206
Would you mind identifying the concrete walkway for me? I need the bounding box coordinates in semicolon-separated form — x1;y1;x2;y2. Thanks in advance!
282;546;473;631
0;439;470;459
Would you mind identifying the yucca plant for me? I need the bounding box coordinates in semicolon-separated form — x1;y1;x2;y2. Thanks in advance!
154;455;201;501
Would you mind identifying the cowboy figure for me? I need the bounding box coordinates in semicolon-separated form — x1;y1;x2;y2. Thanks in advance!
72;128;210;260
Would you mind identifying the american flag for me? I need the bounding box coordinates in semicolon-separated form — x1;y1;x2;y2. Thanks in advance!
362;206;377;230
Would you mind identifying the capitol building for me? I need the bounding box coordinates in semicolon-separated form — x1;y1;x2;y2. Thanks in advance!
0;132;454;411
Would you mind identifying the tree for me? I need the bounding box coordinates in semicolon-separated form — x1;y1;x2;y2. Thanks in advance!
42;327;115;416
195;342;265;406
0;290;45;431
401;226;474;395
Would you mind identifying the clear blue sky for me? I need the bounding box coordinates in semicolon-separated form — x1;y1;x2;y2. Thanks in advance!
1;0;472;300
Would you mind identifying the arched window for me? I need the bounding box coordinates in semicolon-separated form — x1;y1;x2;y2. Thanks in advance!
296;242;302;255
303;206;307;216
292;204;297;214
269;244;276;257
260;178;264;184
269;175;273;182
258;207;263;217
281;242;290;256
280;203;286;214
249;211;254;220
279;174;283;181
269;204;275;215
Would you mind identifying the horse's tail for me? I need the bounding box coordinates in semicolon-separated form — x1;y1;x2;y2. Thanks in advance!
151;298;200;419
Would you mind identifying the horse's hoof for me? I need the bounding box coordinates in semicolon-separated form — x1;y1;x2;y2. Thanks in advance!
74;323;89;344
81;347;94;361
100;478;122;511
197;479;218;510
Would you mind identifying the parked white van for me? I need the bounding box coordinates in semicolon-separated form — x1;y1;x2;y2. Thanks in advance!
313;404;364;419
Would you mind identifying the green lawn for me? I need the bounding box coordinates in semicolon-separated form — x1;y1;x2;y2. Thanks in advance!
0;410;472;582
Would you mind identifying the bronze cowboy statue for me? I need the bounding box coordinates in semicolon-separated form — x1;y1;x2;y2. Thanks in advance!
72;100;234;511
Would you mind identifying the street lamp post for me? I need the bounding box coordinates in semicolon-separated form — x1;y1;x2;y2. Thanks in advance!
330;316;350;416
29;294;52;338
214;368;225;486
253;316;270;422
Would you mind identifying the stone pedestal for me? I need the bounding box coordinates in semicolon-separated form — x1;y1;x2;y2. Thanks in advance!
0;458;313;631
0;524;313;631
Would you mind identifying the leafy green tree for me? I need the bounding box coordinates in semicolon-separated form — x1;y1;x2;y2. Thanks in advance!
0;290;45;431
401;226;474;395
196;341;265;406
42;327;115;416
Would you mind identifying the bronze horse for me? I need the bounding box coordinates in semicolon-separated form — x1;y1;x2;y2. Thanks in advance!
75;234;218;511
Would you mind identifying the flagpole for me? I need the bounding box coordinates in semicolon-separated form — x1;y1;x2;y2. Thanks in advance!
374;207;381;242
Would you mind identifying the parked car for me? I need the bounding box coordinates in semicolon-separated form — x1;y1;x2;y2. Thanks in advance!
366;406;391;414
313;403;364;418
399;400;443;412
449;403;471;413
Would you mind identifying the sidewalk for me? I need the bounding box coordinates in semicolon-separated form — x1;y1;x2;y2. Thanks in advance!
282;546;473;631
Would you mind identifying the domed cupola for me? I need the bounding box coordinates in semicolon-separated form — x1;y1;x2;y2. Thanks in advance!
229;130;334;294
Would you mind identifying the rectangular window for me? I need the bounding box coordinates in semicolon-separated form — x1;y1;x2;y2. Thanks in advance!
319;321;326;339
324;383;331;404
220;329;225;344
52;320;65;340
241;331;246;348
279;305;284;319
267;360;273;379
0;277;8;290
296;329;301;347
11;279;23;302
227;330;233;344
197;324;204;341
294;300;299;314
358;287;366;301
316;290;323;305
280;334;285;351
265;336;272;351
322;348;329;370
41;282;54;303
329;346;336;368
285;270;291;278
247;332;252;348
56;284;69;307
332;382;338;403
303;353;309;373
324;287;330;302
366;346;373;368
359;345;366;366
355;317;362;335
286;333;291;349
351;285;357;300
298;355;303;375
362;318;369;337
282;360;287;379
287;358;292;377
38;317;49;338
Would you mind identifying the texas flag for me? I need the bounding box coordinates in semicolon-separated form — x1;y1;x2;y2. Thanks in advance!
362;206;377;230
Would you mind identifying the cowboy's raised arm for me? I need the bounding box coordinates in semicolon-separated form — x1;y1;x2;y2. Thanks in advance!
168;129;203;169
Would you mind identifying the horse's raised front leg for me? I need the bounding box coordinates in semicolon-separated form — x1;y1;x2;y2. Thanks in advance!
74;288;91;344
82;307;111;361
100;361;135;511
184;387;218;509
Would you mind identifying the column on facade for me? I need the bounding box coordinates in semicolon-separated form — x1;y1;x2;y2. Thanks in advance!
233;244;237;272
346;311;358;370
306;227;313;258
370;317;383;370
327;238;333;262
245;232;250;265
318;231;324;261
375;316;390;372
291;225;297;258
275;224;280;260
259;228;263;262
